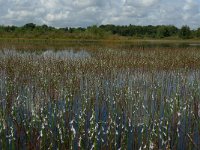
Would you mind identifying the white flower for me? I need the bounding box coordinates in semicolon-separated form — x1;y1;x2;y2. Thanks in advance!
70;120;74;124
149;141;154;149
42;124;45;129
178;120;181;125
78;137;82;147
71;125;76;138
128;118;131;127
90;144;95;150
40;130;43;137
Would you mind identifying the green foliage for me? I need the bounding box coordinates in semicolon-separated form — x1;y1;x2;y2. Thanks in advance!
196;28;200;38
157;26;170;38
86;25;106;39
156;25;178;38
179;25;191;39
0;23;199;40
23;23;36;30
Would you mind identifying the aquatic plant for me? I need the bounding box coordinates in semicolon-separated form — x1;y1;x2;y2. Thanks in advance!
0;47;200;149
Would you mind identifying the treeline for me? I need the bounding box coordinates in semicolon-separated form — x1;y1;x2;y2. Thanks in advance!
0;23;200;39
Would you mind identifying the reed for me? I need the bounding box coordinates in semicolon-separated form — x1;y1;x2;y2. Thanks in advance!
0;46;200;149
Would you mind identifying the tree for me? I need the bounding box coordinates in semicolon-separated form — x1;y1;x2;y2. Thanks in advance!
195;28;200;38
178;25;191;39
23;23;36;30
86;25;105;38
157;26;170;38
167;25;178;36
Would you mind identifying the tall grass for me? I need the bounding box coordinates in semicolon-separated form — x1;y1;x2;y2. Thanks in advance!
0;47;200;149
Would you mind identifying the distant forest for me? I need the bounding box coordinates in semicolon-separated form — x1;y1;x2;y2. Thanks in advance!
0;23;200;39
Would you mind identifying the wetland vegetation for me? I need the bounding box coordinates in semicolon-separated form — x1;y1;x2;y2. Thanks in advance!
0;40;200;149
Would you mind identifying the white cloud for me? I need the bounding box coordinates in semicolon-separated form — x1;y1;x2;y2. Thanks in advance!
181;0;200;24
0;0;199;28
125;0;160;7
183;0;198;10
73;0;96;8
45;11;70;22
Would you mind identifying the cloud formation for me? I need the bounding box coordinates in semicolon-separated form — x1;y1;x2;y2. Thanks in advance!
0;0;200;28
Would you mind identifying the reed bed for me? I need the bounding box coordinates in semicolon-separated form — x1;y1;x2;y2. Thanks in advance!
0;47;200;149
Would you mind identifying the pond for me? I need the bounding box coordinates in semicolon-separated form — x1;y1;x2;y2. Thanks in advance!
0;41;199;149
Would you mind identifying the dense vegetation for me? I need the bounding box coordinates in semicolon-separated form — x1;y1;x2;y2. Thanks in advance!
0;43;200;149
0;23;200;39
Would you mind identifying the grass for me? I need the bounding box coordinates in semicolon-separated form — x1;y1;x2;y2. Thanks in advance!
0;43;200;149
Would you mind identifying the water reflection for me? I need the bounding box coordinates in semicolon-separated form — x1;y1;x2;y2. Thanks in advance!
0;46;200;149
1;40;200;51
42;50;91;60
0;49;91;60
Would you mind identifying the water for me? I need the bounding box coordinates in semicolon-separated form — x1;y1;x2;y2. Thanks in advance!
0;49;91;60
0;43;200;149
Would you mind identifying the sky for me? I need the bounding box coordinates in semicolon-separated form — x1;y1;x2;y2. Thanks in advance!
0;0;200;28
